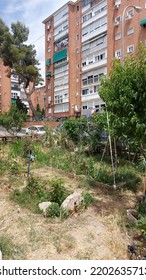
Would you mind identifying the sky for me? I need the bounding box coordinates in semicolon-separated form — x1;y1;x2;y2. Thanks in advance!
0;0;76;82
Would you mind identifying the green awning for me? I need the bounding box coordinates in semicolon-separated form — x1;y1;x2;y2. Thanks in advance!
140;18;146;27
46;71;51;78
46;58;51;66
53;49;67;64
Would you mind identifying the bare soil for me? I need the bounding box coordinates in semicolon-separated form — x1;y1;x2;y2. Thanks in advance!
0;167;138;260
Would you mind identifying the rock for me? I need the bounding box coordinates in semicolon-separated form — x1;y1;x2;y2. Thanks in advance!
61;192;83;211
38;202;52;215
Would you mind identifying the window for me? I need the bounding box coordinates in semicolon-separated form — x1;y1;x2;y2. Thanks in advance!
88;75;93;84
82;89;89;95
76;34;79;40
115;50;121;58
48;47;51;52
95;53;106;61
82;78;87;85
126;9;133;20
82;61;86;67
77;5;79;11
115;32;121;40
94;86;99;92
94;75;99;82
82;0;90;8
115;15;121;26
82;105;87;109
127;45;134;53
83;12;92;23
127;27;134;35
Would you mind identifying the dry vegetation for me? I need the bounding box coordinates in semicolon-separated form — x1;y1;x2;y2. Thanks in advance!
0;165;139;260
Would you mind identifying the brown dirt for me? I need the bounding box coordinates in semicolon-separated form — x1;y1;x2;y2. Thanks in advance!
0;167;137;260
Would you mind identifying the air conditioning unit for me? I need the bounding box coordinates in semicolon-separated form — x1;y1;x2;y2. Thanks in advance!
114;4;120;9
74;105;80;112
47;35;51;41
47;24;51;30
126;14;132;20
115;20;120;26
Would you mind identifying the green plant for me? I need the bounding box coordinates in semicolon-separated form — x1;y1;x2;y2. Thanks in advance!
11;176;47;212
77;192;95;212
0;235;24;260
46;203;60;218
10;161;20;175
137;201;146;216
26;176;46;199
48;178;68;206
136;217;146;236
82;192;95;206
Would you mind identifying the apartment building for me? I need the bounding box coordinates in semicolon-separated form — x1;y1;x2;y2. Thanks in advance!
43;0;146;118
0;60;45;118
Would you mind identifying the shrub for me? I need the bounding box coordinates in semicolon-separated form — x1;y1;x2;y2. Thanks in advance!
46;203;60;218
26;176;46;199
82;192;95;207
11;176;47;212
48;179;68;206
136;217;146;236
137;201;146;216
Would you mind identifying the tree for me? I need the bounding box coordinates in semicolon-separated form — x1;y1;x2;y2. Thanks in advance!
0;104;26;134
16;97;28;116
99;43;146;151
0;19;43;119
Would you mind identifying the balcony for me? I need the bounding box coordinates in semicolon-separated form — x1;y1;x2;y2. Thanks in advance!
82;24;107;43
82;58;107;73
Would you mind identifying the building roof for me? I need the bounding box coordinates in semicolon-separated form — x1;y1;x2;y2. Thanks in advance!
42;0;79;24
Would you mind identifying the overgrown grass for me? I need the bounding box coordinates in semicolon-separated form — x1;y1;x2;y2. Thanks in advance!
11;176;48;213
1;138;142;193
0;235;25;260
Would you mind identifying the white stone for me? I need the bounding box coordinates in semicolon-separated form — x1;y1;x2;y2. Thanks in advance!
38;202;52;214
61;192;83;211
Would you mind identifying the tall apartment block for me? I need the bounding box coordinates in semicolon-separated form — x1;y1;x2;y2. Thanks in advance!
43;0;146;119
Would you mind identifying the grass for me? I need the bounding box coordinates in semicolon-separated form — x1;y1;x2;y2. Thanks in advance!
0;234;25;260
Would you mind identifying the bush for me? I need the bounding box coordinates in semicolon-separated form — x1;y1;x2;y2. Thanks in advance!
82;192;95;207
11;176;47;212
46;203;60;218
137;201;146;216
136;217;146;236
48;179;68;206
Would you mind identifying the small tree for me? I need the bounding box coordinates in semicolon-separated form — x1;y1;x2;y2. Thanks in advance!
99;43;146;153
0;19;43;119
0;104;26;134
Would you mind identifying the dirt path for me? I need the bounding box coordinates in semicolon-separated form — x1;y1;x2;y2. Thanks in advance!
0;167;135;260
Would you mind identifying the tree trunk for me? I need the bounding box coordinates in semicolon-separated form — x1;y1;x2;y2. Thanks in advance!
25;92;37;120
23;82;37;120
